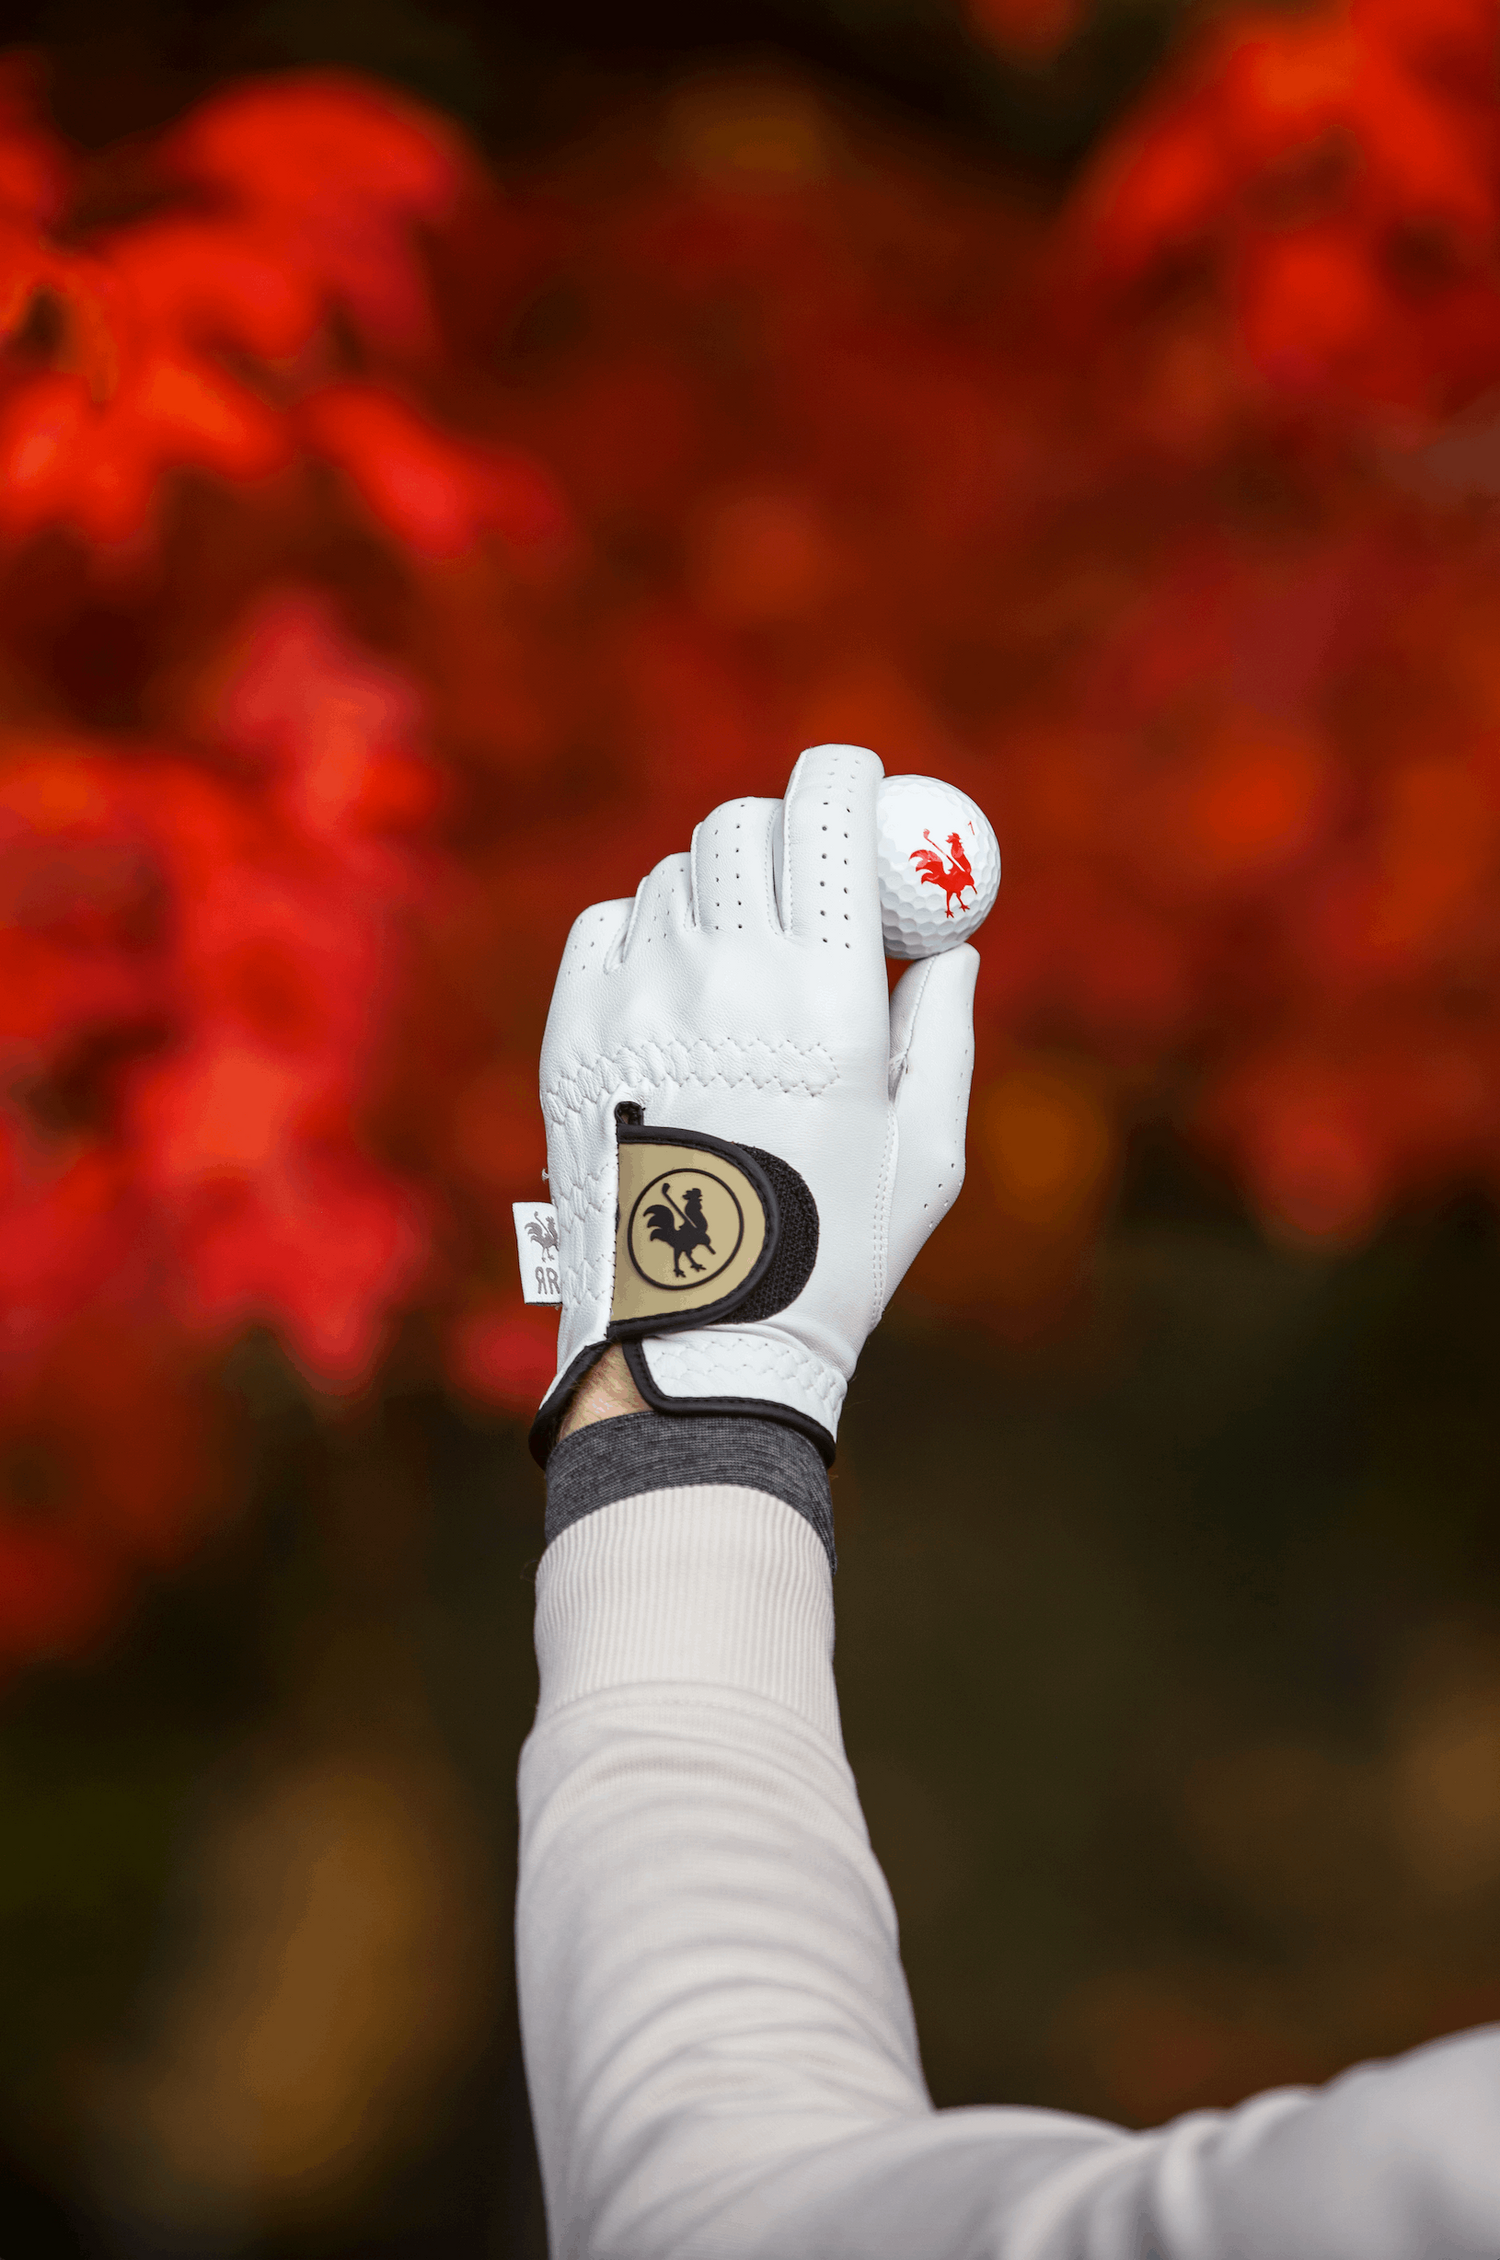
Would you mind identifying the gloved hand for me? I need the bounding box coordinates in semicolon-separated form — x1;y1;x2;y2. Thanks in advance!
532;742;978;1463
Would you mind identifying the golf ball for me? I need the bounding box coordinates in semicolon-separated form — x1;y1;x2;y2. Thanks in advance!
876;773;1001;959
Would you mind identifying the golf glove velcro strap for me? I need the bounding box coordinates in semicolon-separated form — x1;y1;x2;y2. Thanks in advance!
609;1124;819;1338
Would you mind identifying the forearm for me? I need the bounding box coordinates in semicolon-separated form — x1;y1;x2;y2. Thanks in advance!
518;1403;906;2241
516;1398;1500;2260
519;1492;925;2257
520;735;1500;2259
517;1399;1122;2258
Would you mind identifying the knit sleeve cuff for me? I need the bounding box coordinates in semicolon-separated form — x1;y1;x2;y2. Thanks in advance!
544;1409;836;1569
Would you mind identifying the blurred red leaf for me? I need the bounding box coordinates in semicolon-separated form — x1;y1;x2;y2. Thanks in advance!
161;74;478;360
299;384;567;556
448;1301;564;1415
4;21;1500;1664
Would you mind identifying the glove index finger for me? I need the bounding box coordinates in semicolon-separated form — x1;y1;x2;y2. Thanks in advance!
779;742;883;953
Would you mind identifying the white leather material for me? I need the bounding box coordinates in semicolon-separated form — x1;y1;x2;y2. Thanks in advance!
538;743;979;1444
638;1324;847;1438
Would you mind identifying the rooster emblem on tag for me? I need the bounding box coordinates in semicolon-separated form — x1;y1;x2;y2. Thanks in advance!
525;1213;560;1258
642;1181;716;1277
910;828;976;919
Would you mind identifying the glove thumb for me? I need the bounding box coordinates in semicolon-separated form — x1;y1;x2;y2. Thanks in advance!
884;943;979;1306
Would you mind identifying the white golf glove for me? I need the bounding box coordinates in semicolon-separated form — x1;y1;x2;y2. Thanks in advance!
532;742;979;1462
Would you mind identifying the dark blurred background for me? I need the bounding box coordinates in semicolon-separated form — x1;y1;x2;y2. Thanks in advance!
11;0;1178;166
12;1175;1500;2256
5;2;1500;2256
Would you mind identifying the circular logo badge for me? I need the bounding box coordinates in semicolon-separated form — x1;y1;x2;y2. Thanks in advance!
625;1169;745;1293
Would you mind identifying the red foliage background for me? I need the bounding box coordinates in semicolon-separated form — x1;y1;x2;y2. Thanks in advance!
6;1;1500;1664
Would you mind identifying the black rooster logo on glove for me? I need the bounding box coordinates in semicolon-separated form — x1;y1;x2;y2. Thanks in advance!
643;1182;716;1278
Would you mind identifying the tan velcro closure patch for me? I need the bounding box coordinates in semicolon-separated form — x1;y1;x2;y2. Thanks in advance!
612;1140;769;1324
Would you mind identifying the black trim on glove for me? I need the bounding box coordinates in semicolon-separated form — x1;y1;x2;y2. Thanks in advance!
528;1112;825;1469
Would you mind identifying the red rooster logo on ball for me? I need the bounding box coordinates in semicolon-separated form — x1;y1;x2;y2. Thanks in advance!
910;829;976;919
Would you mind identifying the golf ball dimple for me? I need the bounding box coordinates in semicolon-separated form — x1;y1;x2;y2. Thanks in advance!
876;773;1001;959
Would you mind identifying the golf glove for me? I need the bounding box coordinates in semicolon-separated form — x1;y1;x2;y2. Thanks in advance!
532;742;978;1462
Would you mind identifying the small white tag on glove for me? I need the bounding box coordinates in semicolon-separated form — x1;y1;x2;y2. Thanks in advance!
514;1202;562;1305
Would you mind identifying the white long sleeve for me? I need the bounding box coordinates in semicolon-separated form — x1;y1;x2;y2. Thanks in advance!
516;1483;1500;2260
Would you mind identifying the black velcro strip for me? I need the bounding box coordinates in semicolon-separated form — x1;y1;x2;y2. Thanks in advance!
732;1143;819;1323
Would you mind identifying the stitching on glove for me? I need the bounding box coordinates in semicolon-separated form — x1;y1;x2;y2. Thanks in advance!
552;1154;615;1312
543;1037;837;1123
561;1264;611;1304
553;1161;613;1229
648;1334;845;1423
872;1107;898;1322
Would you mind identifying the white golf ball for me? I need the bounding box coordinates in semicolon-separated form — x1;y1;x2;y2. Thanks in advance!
876;773;1001;959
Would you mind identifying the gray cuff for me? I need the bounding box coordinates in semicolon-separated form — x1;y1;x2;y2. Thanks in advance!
544;1410;835;1569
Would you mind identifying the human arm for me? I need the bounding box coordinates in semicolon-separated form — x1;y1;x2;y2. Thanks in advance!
558;1346;649;1439
518;1439;1500;2260
516;746;1500;2259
